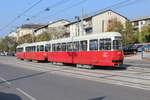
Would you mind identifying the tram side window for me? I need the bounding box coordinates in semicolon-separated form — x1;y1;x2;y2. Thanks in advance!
56;43;61;52
31;46;36;52
104;38;111;50
67;42;73;51
99;39;104;50
99;38;111;50
45;44;49;52
34;46;36;52
37;46;40;52
46;44;51;52
62;43;66;51
40;45;44;52
17;48;23;52
80;40;87;51
73;41;79;51
52;44;56;52
113;40;122;50
89;39;98;51
26;47;29;52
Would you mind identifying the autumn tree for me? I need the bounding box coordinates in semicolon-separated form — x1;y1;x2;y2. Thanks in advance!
35;32;51;42
17;34;32;45
107;19;137;45
138;26;150;43
35;26;69;42
107;18;124;33
0;36;17;52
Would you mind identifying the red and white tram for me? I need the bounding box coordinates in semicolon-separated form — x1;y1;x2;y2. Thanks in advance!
16;32;124;68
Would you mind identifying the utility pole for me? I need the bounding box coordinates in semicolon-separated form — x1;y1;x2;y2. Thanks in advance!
32;29;35;42
81;8;84;36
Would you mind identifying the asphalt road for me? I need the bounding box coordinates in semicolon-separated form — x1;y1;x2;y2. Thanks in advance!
0;56;150;100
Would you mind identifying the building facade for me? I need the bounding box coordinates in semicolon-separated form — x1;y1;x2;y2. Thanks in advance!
16;24;45;40
66;10;127;37
34;19;70;36
131;16;150;32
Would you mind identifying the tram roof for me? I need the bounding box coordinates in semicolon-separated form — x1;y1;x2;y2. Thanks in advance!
17;41;48;48
17;32;121;48
49;32;121;43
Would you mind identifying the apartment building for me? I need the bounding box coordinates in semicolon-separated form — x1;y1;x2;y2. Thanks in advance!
16;24;45;40
66;10;128;37
131;16;150;32
34;19;70;36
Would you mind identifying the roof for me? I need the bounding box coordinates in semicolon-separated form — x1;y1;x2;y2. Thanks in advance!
21;24;46;29
48;19;70;25
131;16;150;22
66;9;128;26
34;19;70;32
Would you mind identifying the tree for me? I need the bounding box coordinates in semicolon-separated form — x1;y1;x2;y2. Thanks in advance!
0;36;17;52
35;26;69;42
107;19;137;45
123;21;138;45
107;18;123;33
17;34;32;45
35;32;51;42
138;26;150;43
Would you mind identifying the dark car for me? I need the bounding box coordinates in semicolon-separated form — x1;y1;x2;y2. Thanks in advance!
123;44;137;55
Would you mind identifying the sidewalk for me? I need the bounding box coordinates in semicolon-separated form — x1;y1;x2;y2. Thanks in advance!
124;52;150;68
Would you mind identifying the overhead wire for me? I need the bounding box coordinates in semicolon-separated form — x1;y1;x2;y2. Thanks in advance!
37;0;88;22
0;0;44;32
28;0;72;21
3;0;144;36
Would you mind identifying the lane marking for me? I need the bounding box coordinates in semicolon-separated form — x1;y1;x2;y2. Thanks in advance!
0;76;37;100
16;88;37;100
0;77;11;85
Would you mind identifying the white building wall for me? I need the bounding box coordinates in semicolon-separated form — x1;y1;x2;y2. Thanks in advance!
92;11;126;33
69;10;127;37
48;20;70;28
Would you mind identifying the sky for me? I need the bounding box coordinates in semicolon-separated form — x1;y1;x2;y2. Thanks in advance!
0;0;150;37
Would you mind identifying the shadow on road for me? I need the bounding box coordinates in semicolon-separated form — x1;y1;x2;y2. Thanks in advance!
89;96;106;100
0;92;22;100
93;66;127;70
0;72;47;85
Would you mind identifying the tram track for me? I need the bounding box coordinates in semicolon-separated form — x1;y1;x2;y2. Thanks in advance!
1;59;150;81
0;58;150;91
15;59;150;80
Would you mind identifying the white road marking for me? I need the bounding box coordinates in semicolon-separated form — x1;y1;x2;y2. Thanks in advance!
16;88;37;100
0;77;11;85
0;76;37;100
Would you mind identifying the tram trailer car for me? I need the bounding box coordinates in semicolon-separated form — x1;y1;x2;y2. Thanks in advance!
16;32;124;67
16;41;48;61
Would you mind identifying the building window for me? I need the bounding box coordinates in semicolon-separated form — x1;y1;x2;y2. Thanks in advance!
102;20;105;32
85;27;93;34
134;22;139;26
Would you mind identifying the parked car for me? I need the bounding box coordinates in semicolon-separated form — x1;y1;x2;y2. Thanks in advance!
144;44;150;52
136;45;144;52
123;44;137;55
